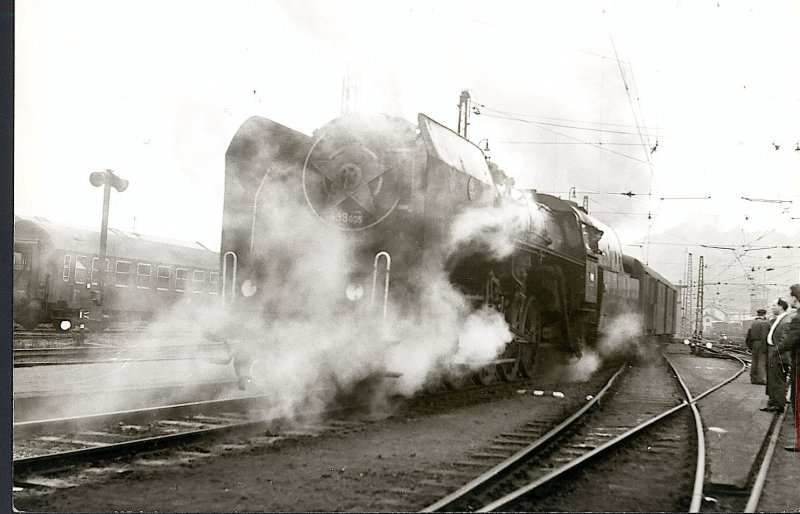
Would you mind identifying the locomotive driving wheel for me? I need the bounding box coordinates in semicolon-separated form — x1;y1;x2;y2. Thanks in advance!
518;298;541;378
444;367;469;389
495;339;520;382
496;291;526;382
473;364;496;385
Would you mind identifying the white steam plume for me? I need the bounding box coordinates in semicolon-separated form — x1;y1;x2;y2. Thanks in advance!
448;200;526;260
561;312;645;381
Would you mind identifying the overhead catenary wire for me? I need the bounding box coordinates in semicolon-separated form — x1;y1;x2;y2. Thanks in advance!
482;111;662;138
480;106;666;134
609;32;651;163
482;110;653;166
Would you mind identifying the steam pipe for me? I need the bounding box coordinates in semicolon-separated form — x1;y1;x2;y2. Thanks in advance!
372;251;391;322
222;251;237;310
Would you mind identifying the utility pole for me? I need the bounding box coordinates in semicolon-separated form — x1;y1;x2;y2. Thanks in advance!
678;279;685;337
685;252;693;338
693;255;705;341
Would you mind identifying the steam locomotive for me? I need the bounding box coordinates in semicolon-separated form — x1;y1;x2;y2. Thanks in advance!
215;112;676;388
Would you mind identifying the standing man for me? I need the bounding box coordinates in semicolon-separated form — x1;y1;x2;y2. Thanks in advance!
778;283;800;451
763;298;792;412
746;308;770;385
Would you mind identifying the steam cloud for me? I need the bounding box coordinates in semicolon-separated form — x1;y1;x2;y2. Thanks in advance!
38;144;613;427
188;163;523;418
449;201;526;260
560;312;645;381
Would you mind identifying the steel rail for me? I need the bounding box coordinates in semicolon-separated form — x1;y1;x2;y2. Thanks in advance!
696;346;787;513
475;398;689;512
744;403;788;512
474;351;746;512
420;363;627;512
14;394;268;438
13;342;227;367
691;348;747;402
661;349;747;512
13;418;268;476
716;344;789;513
665;357;706;512
14;397;339;476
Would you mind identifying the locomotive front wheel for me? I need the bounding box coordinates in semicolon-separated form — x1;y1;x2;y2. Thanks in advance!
472;365;496;385
444;368;469;389
424;376;445;395
496;339;520;382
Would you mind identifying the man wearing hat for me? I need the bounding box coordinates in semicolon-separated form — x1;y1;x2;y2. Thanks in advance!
746;308;770;384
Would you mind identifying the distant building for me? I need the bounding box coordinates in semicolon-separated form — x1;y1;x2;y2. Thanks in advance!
703;304;728;331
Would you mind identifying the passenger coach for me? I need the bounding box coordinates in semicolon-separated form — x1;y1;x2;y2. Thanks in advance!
13;216;220;330
622;255;677;342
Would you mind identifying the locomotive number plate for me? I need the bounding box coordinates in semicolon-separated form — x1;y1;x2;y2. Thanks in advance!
331;211;365;225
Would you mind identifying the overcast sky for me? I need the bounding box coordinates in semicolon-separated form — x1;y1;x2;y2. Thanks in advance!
14;0;800;292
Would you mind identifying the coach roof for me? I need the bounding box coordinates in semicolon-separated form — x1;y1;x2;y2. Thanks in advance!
14;217;217;267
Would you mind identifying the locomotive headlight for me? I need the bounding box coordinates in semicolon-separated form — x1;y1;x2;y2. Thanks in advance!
241;279;257;297
345;283;365;301
706;342;713;349
683;339;690;345
60;320;72;331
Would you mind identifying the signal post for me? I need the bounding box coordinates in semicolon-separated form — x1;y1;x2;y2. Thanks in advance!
87;169;128;332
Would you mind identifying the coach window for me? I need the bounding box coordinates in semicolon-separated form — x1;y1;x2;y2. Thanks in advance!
13;252;25;271
137;263;152;289
156;266;171;291
74;256;89;284
208;271;219;295
175;268;188;292
91;258;111;285
62;255;72;282
192;270;205;293
115;260;131;287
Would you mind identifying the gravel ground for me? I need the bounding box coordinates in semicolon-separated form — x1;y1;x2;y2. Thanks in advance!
14;368;617;512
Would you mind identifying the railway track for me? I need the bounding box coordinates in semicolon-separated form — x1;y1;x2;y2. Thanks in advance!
12;360;614;499
698;346;787;513
12;394;344;478
418;347;775;512
13;325;147;339
13;324;201;343
13;342;227;367
14;344;789;511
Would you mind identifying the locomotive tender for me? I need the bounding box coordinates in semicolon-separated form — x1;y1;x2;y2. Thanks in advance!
13;216;220;330
218;112;677;384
